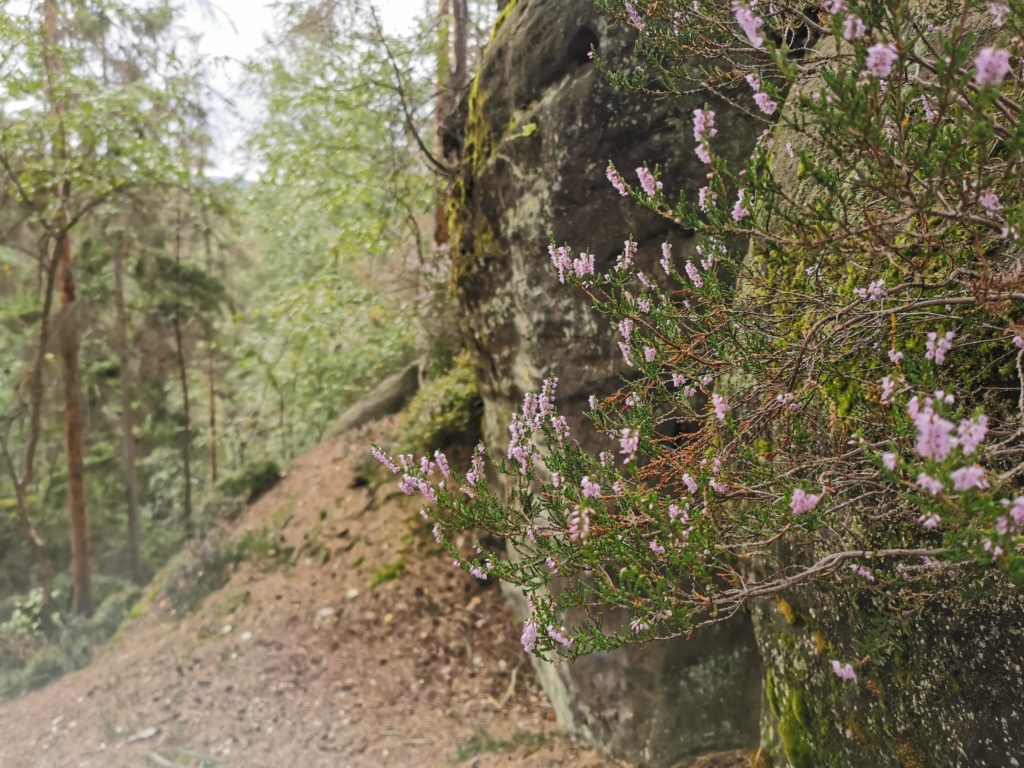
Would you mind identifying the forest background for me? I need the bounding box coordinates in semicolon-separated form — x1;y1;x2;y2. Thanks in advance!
0;0;494;692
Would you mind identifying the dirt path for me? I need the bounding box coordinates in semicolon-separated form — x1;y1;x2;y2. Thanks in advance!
0;425;750;768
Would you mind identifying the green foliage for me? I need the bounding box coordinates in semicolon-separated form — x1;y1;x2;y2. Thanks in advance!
89;585;144;643
371;557;406;587
217;461;282;503
454;729;550;761
159;526;289;614
397;354;482;455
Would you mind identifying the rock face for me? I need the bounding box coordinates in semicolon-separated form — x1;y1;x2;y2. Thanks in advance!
451;1;764;763
750;568;1024;767
741;26;1024;768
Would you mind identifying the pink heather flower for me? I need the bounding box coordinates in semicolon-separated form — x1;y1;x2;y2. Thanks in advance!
644;346;656;363
549;244;573;284
573;251;596;279
911;401;956;462
581;476;601;499
568;506;591;541
850;564;875;581
731;2;764;48
521;620;538;652
672;373;685;389
974;47;1011;87
710;479;729;493
746;72;761;91
630;617;650;632
468;563;489;580
866;43;899;78
882;452;897;471
669;502;689;521
919;513;941;530
711;393;728;421
660;242;672;273
649;540;666;555
607;165;628;196
434;451;450;478
754;91;778;115
547;626;574;649
786;142;795;157
432;523;442;544
831;661;857;682
553;415;570;441
854;279;887;301
685;260;703;287
625;1;646;30
1005;496;1024;526
619;428;640;461
693;108;718;142
525;525;538;545
636;166;662;197
790;488;822;514
698;186;715;211
950;465;988;492
618;317;634;344
888;348;904;365
880;375;896;405
616;239;636;272
957;414;988;455
682;473;698;494
732;189;750;221
916;472;944;496
417;478;437;503
545;556;558;572
696;144;712;164
925;330;955;365
824;0;846;13
372;447;400;474
979;190;1002;212
989;2;1009;25
843;15;866;40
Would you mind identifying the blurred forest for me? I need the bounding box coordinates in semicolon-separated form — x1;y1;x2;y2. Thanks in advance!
0;0;493;695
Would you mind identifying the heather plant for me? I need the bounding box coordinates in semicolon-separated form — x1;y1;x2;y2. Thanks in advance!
376;0;1024;672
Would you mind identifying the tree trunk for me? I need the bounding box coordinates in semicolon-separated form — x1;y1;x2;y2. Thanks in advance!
451;0;470;93
44;0;92;616
433;0;452;250
173;314;193;535
204;228;217;489
113;240;143;584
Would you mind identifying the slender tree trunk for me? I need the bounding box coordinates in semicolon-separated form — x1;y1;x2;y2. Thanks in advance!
451;0;469;92
173;314;193;535
44;0;92;616
174;199;193;535
433;0;452;250
113;240;143;583
204;228;217;488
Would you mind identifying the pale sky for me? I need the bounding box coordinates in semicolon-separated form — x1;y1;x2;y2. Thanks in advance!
177;0;429;177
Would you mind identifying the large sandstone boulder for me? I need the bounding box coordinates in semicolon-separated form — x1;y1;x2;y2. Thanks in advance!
732;21;1024;768
450;1;764;763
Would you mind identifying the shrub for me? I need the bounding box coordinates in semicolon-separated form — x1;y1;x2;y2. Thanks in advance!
217;460;282;503
396;352;482;456
376;0;1024;664
89;585;143;643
